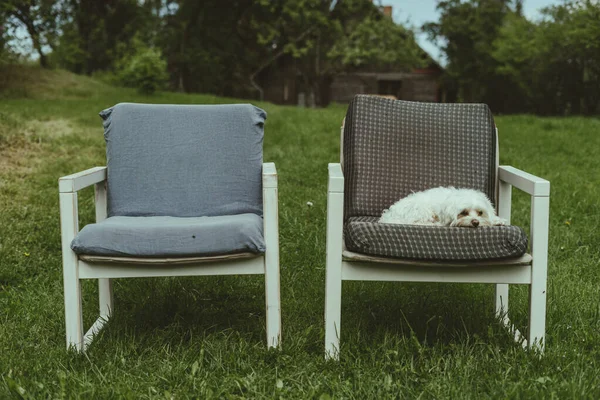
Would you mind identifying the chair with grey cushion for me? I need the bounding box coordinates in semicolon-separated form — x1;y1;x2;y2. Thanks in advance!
59;103;281;352
324;95;550;359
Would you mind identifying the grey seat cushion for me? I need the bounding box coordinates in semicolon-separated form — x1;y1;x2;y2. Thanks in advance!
343;95;497;220
345;217;528;261
100;103;265;218
71;214;265;257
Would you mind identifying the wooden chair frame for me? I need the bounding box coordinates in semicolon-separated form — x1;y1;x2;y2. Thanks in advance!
324;161;550;360
59;163;281;352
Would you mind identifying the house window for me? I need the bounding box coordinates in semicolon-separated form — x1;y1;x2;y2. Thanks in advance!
283;83;289;101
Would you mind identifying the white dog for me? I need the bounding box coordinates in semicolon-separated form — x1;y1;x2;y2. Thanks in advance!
379;187;506;228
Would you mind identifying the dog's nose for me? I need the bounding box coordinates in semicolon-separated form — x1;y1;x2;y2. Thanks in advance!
472;219;479;227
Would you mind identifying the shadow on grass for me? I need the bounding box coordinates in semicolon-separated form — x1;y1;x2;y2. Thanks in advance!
340;281;525;352
84;275;268;351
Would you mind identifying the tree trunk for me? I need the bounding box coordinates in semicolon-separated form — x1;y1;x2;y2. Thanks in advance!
178;40;185;92
14;7;50;69
29;31;49;68
38;51;49;68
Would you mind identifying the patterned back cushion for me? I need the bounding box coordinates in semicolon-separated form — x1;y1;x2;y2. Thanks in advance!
100;103;265;218
343;95;497;220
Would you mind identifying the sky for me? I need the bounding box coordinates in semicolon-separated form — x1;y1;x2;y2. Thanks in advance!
385;0;565;65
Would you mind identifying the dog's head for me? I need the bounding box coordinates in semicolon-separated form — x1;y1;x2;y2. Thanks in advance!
448;191;496;228
450;208;494;228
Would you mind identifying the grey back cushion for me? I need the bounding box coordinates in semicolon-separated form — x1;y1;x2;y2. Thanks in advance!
100;103;265;217
343;95;497;220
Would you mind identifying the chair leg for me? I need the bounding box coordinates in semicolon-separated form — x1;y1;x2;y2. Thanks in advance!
495;284;509;322
99;278;113;318
60;192;84;352
95;182;113;321
63;256;84;352
324;257;342;360
264;247;281;348
528;195;549;352
528;278;547;351
496;181;512;326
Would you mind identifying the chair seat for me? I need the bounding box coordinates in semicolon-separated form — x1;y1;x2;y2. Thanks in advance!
344;217;528;261
343;244;532;267
79;252;259;265
71;214;265;257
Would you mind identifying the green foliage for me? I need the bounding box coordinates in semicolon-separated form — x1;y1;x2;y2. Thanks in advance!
2;0;428;105
1;0;62;67
49;22;87;72
328;16;424;70
493;1;600;114
2;0;599;114
52;0;148;75
423;0;513;106
157;1;261;96
249;0;423;104
116;45;168;94
425;0;600;114
250;0;333;58
0;13;12;63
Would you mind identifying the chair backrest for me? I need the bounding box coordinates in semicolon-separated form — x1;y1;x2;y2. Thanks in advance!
100;103;266;218
342;95;497;220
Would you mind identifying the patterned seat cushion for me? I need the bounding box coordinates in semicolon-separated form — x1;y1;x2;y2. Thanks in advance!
345;217;528;261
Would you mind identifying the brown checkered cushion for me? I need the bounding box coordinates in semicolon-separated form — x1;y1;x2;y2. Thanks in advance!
343;95;497;220
340;96;527;261
345;217;528;261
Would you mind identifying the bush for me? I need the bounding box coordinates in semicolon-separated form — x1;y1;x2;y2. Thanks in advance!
117;46;168;95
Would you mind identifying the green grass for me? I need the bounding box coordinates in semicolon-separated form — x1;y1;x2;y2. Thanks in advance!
1;65;599;398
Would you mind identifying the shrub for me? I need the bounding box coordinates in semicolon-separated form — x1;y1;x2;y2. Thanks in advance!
117;46;168;95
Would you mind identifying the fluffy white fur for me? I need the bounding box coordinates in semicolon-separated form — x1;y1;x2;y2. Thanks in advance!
379;187;507;228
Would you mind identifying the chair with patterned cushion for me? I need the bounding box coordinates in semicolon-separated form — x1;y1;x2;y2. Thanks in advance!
59;103;281;352
324;95;549;359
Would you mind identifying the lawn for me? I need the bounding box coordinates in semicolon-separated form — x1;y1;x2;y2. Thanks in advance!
1;65;599;398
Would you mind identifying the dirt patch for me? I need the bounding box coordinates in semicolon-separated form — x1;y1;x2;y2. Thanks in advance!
22;118;75;141
1;117;74;143
0;136;43;175
0;118;73;176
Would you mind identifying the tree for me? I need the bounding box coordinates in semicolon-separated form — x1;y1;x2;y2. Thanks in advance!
0;7;10;62
423;0;514;107
117;40;168;94
0;0;431;105
52;0;149;74
491;12;540;111
154;0;267;95
493;0;600;114
328;15;424;71
249;0;424;105
1;0;62;68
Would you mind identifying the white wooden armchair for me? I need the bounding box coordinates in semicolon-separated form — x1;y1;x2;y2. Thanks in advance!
324;95;549;360
59;103;281;352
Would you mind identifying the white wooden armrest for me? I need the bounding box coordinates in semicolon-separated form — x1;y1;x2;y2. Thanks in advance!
263;162;277;189
498;166;549;197
59;166;107;193
328;163;344;193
